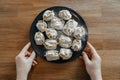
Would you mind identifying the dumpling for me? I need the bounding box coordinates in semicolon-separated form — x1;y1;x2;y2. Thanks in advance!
72;39;82;51
44;39;58;49
74;26;86;39
43;10;55;21
34;32;45;45
59;10;72;20
45;50;60;61
63;19;78;36
51;17;65;30
36;20;47;32
59;35;72;48
59;48;73;60
45;28;57;39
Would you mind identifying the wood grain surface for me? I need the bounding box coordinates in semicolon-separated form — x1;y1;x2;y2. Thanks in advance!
0;0;120;80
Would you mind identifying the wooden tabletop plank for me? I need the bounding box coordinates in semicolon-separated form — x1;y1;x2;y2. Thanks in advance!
0;0;120;80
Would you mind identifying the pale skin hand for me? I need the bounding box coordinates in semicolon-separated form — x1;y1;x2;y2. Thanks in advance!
82;42;102;80
15;42;37;80
15;42;102;80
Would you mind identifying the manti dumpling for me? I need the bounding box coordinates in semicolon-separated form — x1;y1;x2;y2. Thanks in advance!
63;19;78;36
59;35;72;48
34;32;45;45
59;10;72;20
45;50;60;61
72;39;82;51
36;20;47;32
51;17;65;30
44;39;58;49
59;48;73;60
74;26;86;39
45;28;57;39
43;10;55;21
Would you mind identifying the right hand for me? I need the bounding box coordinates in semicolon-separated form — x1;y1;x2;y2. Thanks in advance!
82;42;102;80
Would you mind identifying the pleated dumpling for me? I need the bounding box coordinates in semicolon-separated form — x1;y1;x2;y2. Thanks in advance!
44;39;58;50
43;10;55;21
45;50;60;61
59;35;72;48
59;10;72;20
51;17;65;30
72;39;82;51
59;48;73;60
45;28;57;39
36;20;47;32
63;19;78;36
34;32;45;45
74;26;86;39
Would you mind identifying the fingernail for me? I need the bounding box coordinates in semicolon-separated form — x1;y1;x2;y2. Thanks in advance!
28;42;31;45
32;51;35;54
82;52;85;54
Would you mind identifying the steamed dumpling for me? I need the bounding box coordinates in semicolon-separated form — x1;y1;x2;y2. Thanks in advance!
45;28;57;39
45;50;60;61
44;39;58;49
63;19;78;36
43;10;55;21
72;39;82;51
74;26;86;39
34;32;45;45
51;17;65;30
59;35;72;48
36;20;47;32
59;10;72;20
59;48;73;60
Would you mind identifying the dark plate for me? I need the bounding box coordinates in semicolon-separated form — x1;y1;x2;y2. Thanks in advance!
30;6;88;63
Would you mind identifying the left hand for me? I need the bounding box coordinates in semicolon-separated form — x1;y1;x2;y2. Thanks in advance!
15;42;37;80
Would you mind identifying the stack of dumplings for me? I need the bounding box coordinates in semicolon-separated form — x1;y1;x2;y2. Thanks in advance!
34;9;86;61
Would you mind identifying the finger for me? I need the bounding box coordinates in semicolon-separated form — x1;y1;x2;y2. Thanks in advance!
32;61;37;66
32;63;36;66
87;42;97;55
87;42;101;60
33;60;38;65
82;52;90;64
20;42;31;56
84;46;91;53
28;51;36;61
25;51;31;57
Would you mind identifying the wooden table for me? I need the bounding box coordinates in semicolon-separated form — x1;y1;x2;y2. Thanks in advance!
0;0;120;80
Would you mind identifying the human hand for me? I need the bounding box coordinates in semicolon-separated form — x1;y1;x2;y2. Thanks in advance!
82;42;102;80
15;42;37;80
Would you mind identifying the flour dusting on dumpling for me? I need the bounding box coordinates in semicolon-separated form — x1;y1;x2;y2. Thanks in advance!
43;10;55;21
59;48;73;60
34;32;45;45
45;50;60;61
59;35;72;48
44;39;58;50
45;28;57;39
51;17;65;30
36;20;47;32
74;26;86;39
72;39;82;51
59;10;72;20
63;19;78;36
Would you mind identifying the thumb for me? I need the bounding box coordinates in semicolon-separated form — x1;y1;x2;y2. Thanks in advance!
82;52;90;64
28;51;36;61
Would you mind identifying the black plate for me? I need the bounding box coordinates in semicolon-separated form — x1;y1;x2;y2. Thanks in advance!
30;6;88;63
